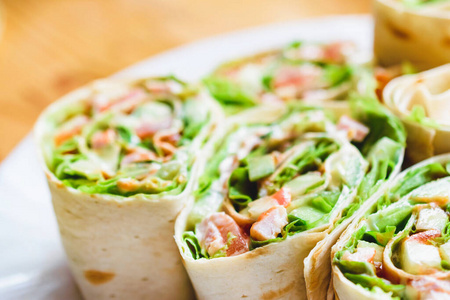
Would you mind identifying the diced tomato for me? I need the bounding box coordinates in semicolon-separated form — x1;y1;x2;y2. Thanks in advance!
323;41;353;64
153;129;181;157
197;212;250;257
91;129;116;149
54;115;89;147
222;67;240;79
407;229;441;245
342;247;376;264
121;147;156;166
337;115;370;142
271;187;291;207
93;89;147;113
145;80;171;94
117;178;140;193
273;65;321;89
135;119;172;139
374;66;401;101
250;206;288;241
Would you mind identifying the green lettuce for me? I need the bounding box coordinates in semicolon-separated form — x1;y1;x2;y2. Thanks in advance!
405;105;440;129
390;162;449;200
323;64;353;87
228;167;258;208
344;273;404;297
350;96;406;155
366;202;413;232
203;77;256;107
182;231;205;259
272;138;339;190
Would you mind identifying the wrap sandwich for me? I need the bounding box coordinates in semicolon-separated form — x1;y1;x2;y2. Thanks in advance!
332;154;450;299
303;100;406;299
383;64;450;163
175;97;405;299
374;0;450;70
34;76;221;299
204;40;370;114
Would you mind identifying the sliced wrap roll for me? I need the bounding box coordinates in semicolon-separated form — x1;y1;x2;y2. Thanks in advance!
374;0;450;70
175;98;405;299
304;100;405;299
332;154;450;299
384;64;450;163
34;76;221;299
204;40;370;114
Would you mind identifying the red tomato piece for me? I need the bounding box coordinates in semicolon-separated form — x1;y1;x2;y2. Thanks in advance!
91;129;116;149
250;206;288;241
337;115;370;142
197;212;250;257
271;187;291;207
54;115;89;147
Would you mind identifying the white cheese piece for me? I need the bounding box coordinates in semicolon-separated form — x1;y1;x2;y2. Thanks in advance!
401;240;441;275
237;63;265;94
416;207;449;232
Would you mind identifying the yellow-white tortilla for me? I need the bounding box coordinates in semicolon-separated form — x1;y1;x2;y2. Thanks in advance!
34;78;221;300
384;64;450;163
374;0;450;70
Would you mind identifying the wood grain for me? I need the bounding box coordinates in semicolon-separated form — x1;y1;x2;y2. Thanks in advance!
0;0;370;161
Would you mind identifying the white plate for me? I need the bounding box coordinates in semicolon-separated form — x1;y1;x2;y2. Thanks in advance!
0;15;372;300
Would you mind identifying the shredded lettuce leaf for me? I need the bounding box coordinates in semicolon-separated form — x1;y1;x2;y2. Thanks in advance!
405;105;440;129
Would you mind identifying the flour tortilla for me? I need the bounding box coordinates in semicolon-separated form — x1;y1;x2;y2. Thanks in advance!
175;189;356;300
383;64;450;163
174;103;376;300
34;77;221;300
374;0;450;70
207;45;369;115
175;201;330;299
303;137;404;300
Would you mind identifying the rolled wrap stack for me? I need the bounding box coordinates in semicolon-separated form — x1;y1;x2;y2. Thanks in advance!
384;64;450;163
332;154;450;299
175;98;405;299
34;76;221;299
374;0;450;70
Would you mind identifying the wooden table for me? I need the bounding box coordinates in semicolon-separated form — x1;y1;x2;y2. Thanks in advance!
0;0;369;161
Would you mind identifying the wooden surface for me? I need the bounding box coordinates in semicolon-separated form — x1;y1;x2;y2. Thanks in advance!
0;0;370;161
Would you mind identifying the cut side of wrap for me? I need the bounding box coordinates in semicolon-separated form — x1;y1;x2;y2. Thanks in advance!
374;0;450;70
384;64;450;164
304;98;406;300
332;154;450;300
175;97;405;299
204;40;371;114
34;76;222;300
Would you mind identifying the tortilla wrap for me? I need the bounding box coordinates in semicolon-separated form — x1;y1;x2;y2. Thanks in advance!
175;98;405;299
204;40;370;114
303;100;405;300
34;77;221;299
331;154;450;299
383;64;450;163
374;0;450;70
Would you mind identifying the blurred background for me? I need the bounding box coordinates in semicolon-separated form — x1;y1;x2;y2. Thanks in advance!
0;0;370;161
